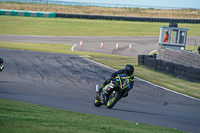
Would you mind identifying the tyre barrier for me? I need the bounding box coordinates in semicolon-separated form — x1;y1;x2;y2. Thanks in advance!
56;13;200;24
1;9;199;23
138;55;200;82
0;9;56;18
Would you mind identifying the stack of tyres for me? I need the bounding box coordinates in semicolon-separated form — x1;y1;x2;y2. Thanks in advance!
145;57;151;69
138;55;145;66
185;67;200;82
143;55;156;70
156;60;164;73
164;62;176;76
138;55;154;66
147;58;157;70
56;13;67;18
139;54;200;82
178;65;188;81
144;55;153;66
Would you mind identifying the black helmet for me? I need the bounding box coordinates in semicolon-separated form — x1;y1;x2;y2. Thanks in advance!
0;57;3;63
125;64;134;76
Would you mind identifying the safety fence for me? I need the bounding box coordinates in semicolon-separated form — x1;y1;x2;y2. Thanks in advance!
0;9;199;23
138;55;200;82
56;13;200;23
0;9;55;17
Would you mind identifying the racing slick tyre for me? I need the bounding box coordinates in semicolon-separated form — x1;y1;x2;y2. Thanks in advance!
107;91;121;109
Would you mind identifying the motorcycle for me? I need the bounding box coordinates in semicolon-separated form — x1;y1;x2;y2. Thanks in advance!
94;74;130;109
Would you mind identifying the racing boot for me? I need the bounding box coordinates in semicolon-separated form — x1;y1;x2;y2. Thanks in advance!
100;90;106;104
123;92;128;97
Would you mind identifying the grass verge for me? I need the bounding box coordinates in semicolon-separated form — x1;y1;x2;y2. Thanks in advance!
0;98;187;133
0;16;200;36
0;41;200;99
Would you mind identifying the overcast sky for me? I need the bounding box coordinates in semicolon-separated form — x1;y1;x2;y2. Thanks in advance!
64;0;200;9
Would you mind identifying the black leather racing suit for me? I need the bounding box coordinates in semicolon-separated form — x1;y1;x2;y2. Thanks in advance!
99;69;134;96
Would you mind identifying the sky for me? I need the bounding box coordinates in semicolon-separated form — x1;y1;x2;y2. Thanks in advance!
64;0;200;9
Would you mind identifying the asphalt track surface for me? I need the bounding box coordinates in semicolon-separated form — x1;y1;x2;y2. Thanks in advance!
0;35;200;132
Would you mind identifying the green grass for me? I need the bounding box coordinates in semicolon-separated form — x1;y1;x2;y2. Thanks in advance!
0;16;200;36
0;15;199;133
0;98;186;133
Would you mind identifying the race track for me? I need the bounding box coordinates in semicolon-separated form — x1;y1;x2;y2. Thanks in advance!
1;35;199;57
0;48;200;133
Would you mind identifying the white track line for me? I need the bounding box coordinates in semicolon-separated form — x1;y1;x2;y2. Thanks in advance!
149;49;157;55
81;56;200;101
71;44;77;51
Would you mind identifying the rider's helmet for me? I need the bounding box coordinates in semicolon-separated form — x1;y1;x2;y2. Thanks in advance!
125;64;134;76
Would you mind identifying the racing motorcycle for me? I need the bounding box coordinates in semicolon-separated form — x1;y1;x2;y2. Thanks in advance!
94;74;130;109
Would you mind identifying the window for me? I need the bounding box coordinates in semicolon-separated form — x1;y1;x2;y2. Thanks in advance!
170;30;178;44
163;29;169;43
179;31;185;44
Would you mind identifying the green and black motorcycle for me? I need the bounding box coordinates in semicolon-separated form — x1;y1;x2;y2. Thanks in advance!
94;74;130;109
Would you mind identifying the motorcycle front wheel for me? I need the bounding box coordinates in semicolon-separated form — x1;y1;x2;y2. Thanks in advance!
107;90;121;109
94;98;102;107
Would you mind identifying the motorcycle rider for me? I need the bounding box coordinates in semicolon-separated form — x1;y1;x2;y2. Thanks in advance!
97;64;134;98
0;56;4;72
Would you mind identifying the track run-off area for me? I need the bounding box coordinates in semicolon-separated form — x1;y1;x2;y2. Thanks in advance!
0;35;200;132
